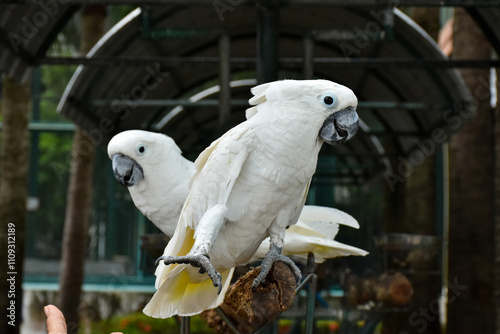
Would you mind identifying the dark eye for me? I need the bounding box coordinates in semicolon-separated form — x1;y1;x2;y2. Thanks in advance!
323;95;335;105
137;145;146;154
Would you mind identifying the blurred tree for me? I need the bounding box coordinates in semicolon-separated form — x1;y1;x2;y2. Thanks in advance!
411;7;440;41
0;76;30;334
56;6;106;333
448;8;495;334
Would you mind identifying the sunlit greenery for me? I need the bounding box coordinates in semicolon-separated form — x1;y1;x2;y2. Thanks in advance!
83;313;215;334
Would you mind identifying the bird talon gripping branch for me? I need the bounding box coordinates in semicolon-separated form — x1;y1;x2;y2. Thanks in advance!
154;255;168;266
252;244;302;290
155;254;222;293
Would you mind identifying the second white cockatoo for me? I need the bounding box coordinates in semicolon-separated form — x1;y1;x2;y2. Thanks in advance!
108;130;195;237
135;79;360;318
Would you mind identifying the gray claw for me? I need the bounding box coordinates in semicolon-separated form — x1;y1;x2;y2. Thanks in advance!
252;244;302;290
155;254;223;294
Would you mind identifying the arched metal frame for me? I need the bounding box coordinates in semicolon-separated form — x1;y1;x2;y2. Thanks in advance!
56;4;471;185
3;1;500;184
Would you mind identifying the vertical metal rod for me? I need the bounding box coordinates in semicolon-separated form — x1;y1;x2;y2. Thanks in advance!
106;160;117;260
215;307;241;334
439;142;450;331
304;274;318;334
180;316;190;334
140;6;151;36
136;211;146;279
219;32;231;126
257;4;279;84
26;66;41;257
303;33;314;79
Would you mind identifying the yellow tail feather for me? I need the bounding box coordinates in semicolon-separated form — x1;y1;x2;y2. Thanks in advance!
143;266;235;318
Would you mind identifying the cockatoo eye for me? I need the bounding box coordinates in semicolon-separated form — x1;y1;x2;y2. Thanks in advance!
323;95;336;106
137;145;146;154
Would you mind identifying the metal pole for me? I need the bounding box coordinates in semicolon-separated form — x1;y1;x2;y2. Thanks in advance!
305;274;318;334
5;0;500;6
303;33;314;79
26;66;42;257
89;98;451;110
438;142;450;331
219;32;231;126
41;55;500;68
257;3;279;84
180;316;190;334
215;307;241;334
295;273;318;334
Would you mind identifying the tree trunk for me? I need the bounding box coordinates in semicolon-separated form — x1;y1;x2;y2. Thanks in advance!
410;8;440;41
56;127;96;332
56;6;106;333
0;76;30;334
448;8;495;334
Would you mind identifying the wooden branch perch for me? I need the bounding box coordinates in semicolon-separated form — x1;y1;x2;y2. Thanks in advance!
202;262;297;333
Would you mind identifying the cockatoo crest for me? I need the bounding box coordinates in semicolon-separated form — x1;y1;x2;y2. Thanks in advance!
245;79;358;121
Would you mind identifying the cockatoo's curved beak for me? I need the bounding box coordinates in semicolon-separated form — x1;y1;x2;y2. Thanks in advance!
112;153;144;187
319;106;359;144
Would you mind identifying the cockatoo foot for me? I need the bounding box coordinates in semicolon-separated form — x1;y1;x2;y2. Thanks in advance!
155;254;223;294
252;243;302;290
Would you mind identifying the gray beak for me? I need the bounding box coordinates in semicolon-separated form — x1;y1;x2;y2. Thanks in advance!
112;153;144;187
319;106;359;144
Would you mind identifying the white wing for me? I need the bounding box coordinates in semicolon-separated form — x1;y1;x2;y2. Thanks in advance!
299;205;360;239
250;206;367;263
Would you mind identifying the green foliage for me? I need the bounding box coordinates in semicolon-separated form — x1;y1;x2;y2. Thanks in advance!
83;313;216;334
277;319;341;334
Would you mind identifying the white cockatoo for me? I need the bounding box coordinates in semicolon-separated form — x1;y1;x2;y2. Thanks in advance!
139;79;360;318
108;130;195;237
108;129;367;259
108;130;367;263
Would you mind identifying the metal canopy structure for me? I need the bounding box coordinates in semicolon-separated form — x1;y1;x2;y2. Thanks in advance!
57;4;472;184
2;1;500;184
0;3;79;82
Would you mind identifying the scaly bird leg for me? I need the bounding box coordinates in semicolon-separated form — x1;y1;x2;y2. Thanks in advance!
252;243;302;290
155;254;223;294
